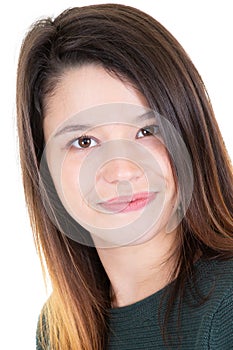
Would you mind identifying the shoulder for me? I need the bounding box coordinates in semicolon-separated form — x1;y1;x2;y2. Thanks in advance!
208;285;233;349
192;258;233;349
194;257;233;292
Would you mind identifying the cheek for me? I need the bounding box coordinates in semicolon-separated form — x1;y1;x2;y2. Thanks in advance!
61;157;82;201
47;151;84;212
147;139;175;186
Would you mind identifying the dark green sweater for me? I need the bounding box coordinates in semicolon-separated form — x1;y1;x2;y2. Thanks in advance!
107;258;233;349
37;258;233;349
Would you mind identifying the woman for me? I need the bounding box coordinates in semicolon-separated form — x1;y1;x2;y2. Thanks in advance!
16;4;233;349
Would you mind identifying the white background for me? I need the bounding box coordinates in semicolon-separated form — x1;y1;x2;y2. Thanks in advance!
1;0;232;349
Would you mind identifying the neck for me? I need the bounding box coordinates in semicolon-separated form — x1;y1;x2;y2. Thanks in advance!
96;229;179;308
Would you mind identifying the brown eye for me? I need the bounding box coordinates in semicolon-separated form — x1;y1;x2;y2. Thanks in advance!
141;128;151;136
136;125;159;138
70;135;98;149
78;136;91;148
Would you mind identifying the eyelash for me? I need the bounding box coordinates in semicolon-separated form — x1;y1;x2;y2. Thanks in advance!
66;124;160;150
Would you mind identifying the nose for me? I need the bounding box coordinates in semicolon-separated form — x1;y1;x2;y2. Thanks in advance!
99;158;143;184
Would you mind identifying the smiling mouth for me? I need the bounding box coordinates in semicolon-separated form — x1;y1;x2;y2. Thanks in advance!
98;191;157;213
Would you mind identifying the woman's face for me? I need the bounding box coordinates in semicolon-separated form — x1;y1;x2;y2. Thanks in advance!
43;64;179;248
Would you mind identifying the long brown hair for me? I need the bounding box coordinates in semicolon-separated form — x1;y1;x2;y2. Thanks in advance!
16;4;233;349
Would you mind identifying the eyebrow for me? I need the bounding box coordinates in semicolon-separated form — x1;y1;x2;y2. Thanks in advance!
54;111;156;137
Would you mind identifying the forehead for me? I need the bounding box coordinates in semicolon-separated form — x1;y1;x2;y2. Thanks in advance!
43;65;150;139
53;103;156;138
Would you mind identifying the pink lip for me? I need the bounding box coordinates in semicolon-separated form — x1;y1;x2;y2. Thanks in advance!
98;192;157;213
